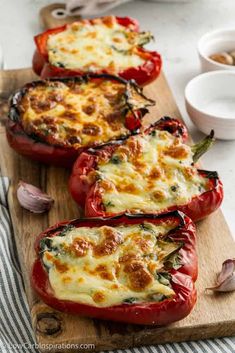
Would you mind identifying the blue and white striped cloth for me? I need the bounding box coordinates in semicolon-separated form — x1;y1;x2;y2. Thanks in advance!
0;176;234;353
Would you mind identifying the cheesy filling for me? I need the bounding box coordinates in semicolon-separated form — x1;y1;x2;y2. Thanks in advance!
19;79;151;149
41;222;181;307
47;16;152;72
95;130;209;213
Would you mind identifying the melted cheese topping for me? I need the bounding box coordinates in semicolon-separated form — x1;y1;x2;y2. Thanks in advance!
47;16;151;73
41;222;180;307
95;130;209;213
19;79;146;149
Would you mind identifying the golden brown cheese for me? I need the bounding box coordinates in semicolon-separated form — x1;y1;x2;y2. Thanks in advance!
96;130;209;213
93;226;123;257
66;237;91;257
41;222;180;307
19;79;147;149
47;16;152;73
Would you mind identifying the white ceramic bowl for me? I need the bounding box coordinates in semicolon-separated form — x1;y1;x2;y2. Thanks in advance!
198;28;235;73
185;71;235;140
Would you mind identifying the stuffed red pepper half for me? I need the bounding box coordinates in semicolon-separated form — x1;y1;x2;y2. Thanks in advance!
69;117;223;221
31;211;197;325
6;74;154;168
33;16;162;86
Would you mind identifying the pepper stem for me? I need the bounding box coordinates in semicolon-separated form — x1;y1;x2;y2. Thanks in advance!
191;130;215;163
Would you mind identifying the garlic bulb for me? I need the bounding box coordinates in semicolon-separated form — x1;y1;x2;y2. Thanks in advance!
17;181;54;213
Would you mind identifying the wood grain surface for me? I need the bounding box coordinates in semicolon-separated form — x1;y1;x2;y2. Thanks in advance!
0;68;234;353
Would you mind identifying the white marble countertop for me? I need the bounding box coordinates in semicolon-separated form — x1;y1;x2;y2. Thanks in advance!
0;0;235;238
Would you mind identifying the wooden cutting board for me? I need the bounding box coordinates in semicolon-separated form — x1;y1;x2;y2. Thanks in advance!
0;68;234;353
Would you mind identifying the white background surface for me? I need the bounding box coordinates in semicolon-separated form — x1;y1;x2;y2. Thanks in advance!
0;0;235;238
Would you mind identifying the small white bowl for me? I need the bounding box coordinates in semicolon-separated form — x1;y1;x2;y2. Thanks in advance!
185;71;235;140
198;28;235;73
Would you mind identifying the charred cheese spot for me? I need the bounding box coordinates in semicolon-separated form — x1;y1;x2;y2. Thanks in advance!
116;146;129;156
93;226;123;257
82;123;101;136
82;104;96;115
102;16;116;27
134;235;153;252
119;253;139;264
99;179;114;192
126;138;143;156
45;252;68;273
30;98;56;113
111;284;119;289
45;252;53;261
183;167;196;180
71;22;80;31
93;291;106;304
148;261;160;273
124;260;143;273
46;16;151;73
152;190;167;202
53;261;68;274
98;130;209;213
106;111;123;124
77;278;84;284
116;183;140;194
62;276;72;284
67;237;91;257
128;266;153;291
148;166;162;180
94;264;114;281
41;222;178;307
19;79;145;149
85;45;94;52
164;144;190;159
122;260;153;291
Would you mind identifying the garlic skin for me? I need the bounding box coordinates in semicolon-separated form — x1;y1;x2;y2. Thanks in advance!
17;181;54;213
207;259;235;293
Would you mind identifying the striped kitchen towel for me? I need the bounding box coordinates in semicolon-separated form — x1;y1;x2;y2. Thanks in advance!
0;176;234;353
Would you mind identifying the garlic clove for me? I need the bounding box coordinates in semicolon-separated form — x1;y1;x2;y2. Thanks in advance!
210;275;235;292
207;258;235;292
17;181;54;213
217;258;235;283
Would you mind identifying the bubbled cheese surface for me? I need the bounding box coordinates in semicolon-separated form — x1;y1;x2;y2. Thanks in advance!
96;130;208;213
19;79;146;149
41;222;179;307
47;16;146;73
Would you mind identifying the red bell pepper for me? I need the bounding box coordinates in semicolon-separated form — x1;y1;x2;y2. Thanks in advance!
31;211;197;325
69;117;223;221
6;74;154;168
32;16;162;86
